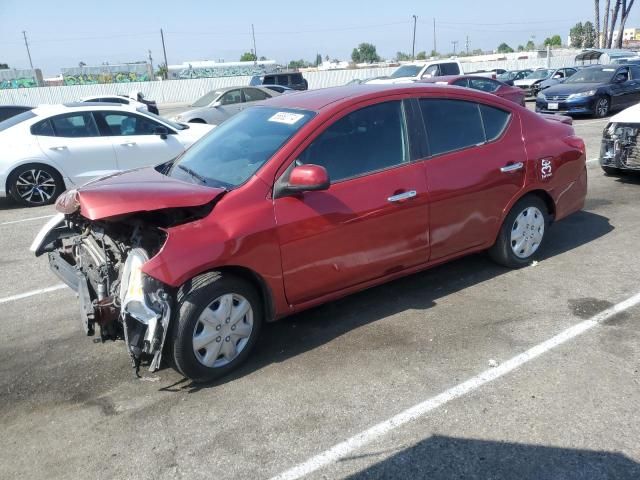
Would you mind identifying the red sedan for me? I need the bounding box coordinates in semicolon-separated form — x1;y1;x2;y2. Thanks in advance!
421;75;527;106
33;84;587;382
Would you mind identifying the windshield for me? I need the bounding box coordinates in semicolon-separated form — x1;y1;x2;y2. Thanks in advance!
525;69;553;80
564;67;616;83
191;90;223;108
143;110;187;130
0;110;35;132
169;107;315;188
391;65;422;78
497;72;515;81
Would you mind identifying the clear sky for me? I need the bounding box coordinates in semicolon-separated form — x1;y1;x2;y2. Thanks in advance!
2;0;639;76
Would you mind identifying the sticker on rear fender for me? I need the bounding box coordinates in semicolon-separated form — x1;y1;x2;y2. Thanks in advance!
541;158;553;179
269;112;305;124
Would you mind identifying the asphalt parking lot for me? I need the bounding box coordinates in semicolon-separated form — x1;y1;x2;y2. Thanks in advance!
1;110;639;480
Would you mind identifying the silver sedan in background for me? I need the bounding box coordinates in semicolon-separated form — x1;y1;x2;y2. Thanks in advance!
173;86;280;126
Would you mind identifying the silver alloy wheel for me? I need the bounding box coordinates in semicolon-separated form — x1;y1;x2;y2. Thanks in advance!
510;206;545;259
192;293;254;368
15;169;57;205
596;97;609;117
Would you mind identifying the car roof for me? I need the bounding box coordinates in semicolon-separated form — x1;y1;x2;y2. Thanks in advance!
262;83;504;112
420;75;502;84
32;102;139;115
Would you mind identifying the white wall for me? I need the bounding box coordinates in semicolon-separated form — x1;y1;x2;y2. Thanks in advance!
0;55;587;107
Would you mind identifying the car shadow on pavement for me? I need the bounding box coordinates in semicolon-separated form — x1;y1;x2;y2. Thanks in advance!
0;197;23;210
342;435;640;479
176;210;613;391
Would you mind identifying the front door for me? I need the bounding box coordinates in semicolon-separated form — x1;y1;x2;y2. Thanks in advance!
94;111;185;170
35;111;118;186
274;100;430;305
418;98;527;260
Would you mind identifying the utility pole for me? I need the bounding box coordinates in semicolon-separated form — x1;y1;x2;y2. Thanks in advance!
252;24;258;64
160;28;169;80
411;15;418;60
147;49;153;79
433;18;437;54
465;35;470;55
452;40;458;55
22;31;34;70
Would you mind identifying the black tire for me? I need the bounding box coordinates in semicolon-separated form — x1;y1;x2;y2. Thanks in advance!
594;96;610;118
188;118;207;124
170;272;263;383
489;195;550;268
602;165;622;176
8;163;64;207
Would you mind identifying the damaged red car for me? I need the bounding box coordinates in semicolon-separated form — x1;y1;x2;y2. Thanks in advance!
31;84;587;383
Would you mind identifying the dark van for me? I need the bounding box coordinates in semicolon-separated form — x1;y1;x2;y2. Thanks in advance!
250;71;308;90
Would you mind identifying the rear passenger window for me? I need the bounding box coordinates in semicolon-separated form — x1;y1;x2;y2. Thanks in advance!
31;119;55;136
480;105;511;142
420;99;484;155
299;101;408;182
50;113;99;138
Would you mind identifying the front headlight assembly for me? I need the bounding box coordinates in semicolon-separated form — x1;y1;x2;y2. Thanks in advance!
537;92;546;101
567;89;597;100
119;248;157;324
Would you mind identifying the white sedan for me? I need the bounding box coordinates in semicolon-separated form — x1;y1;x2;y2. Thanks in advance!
0;103;213;207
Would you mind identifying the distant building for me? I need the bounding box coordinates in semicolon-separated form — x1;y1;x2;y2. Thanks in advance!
167;60;277;80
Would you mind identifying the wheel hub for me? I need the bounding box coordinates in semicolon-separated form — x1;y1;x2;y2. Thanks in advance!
15;169;56;205
510;206;545;259
192;293;253;368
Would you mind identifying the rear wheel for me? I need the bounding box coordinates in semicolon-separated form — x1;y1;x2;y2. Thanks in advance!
489;195;549;268
171;272;263;383
8;164;64;207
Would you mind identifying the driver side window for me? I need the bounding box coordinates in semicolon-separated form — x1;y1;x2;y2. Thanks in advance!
97;112;164;136
298;101;409;182
220;90;243;105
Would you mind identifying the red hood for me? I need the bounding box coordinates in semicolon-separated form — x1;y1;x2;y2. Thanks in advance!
68;167;225;220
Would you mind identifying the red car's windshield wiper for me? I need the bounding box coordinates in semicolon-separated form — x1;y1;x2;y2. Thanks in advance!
177;164;208;185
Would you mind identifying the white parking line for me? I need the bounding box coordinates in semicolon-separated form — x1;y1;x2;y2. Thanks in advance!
0;284;67;305
587;158;599;164
270;291;640;480
0;214;55;226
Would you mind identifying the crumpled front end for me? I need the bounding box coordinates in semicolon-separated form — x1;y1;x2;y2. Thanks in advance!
600;122;640;171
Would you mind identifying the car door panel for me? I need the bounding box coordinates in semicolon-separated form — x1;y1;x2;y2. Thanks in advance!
275;164;430;304
419;99;527;260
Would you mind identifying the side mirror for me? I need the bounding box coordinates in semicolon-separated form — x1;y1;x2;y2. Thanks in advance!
154;126;169;139
211;100;222;108
275;164;330;198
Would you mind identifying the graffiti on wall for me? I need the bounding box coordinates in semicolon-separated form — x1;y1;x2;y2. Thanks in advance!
0;69;42;89
170;63;277;80
0;76;38;89
61;64;151;85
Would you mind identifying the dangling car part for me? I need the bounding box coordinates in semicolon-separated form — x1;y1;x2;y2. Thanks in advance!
600;121;640;174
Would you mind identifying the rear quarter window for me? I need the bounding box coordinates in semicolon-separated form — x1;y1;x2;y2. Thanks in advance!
480;105;511;142
31;118;55;136
440;63;461;75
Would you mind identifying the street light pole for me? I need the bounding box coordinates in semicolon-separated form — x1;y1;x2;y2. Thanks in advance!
412;15;418;60
160;28;169;80
252;24;258;64
452;40;458;55
22;31;34;70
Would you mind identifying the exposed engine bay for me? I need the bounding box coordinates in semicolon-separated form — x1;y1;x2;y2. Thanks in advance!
601;122;640;170
36;212;172;375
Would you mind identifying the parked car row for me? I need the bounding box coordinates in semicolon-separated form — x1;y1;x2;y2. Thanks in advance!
29;82;588;382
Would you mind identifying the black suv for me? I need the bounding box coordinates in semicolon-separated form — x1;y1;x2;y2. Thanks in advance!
250;71;308;90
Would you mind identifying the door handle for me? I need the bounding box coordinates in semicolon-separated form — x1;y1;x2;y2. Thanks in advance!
49;146;67;151
500;162;524;173
120;142;137;147
387;190;417;202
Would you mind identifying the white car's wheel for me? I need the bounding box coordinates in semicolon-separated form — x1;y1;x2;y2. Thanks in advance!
9;164;64;207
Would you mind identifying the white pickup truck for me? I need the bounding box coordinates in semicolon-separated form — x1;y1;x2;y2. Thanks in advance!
366;60;465;84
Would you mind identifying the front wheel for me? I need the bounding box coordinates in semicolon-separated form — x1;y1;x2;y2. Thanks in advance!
171;272;263;383
602;165;622;176
8;164;64;207
594;96;610;118
489;195;549;268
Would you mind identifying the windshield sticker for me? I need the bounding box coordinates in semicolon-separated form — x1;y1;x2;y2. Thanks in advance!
269;112;305;125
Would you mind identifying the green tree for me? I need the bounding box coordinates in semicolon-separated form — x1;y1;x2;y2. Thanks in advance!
155;63;168;79
315;53;323;66
288;59;310;69
351;43;381;63
396;51;411;61
240;51;257;62
429;50;440;57
497;42;514;53
570;22;585;48
0;63;7;69
543;35;563;48
517;45;525;52
583;21;597;48
416;51;427;60
259;56;267;61
525;40;536;50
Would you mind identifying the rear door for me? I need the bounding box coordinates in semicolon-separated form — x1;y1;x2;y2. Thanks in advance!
94;111;184;170
418;97;527;260
34;111;118;186
274;99;430;304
